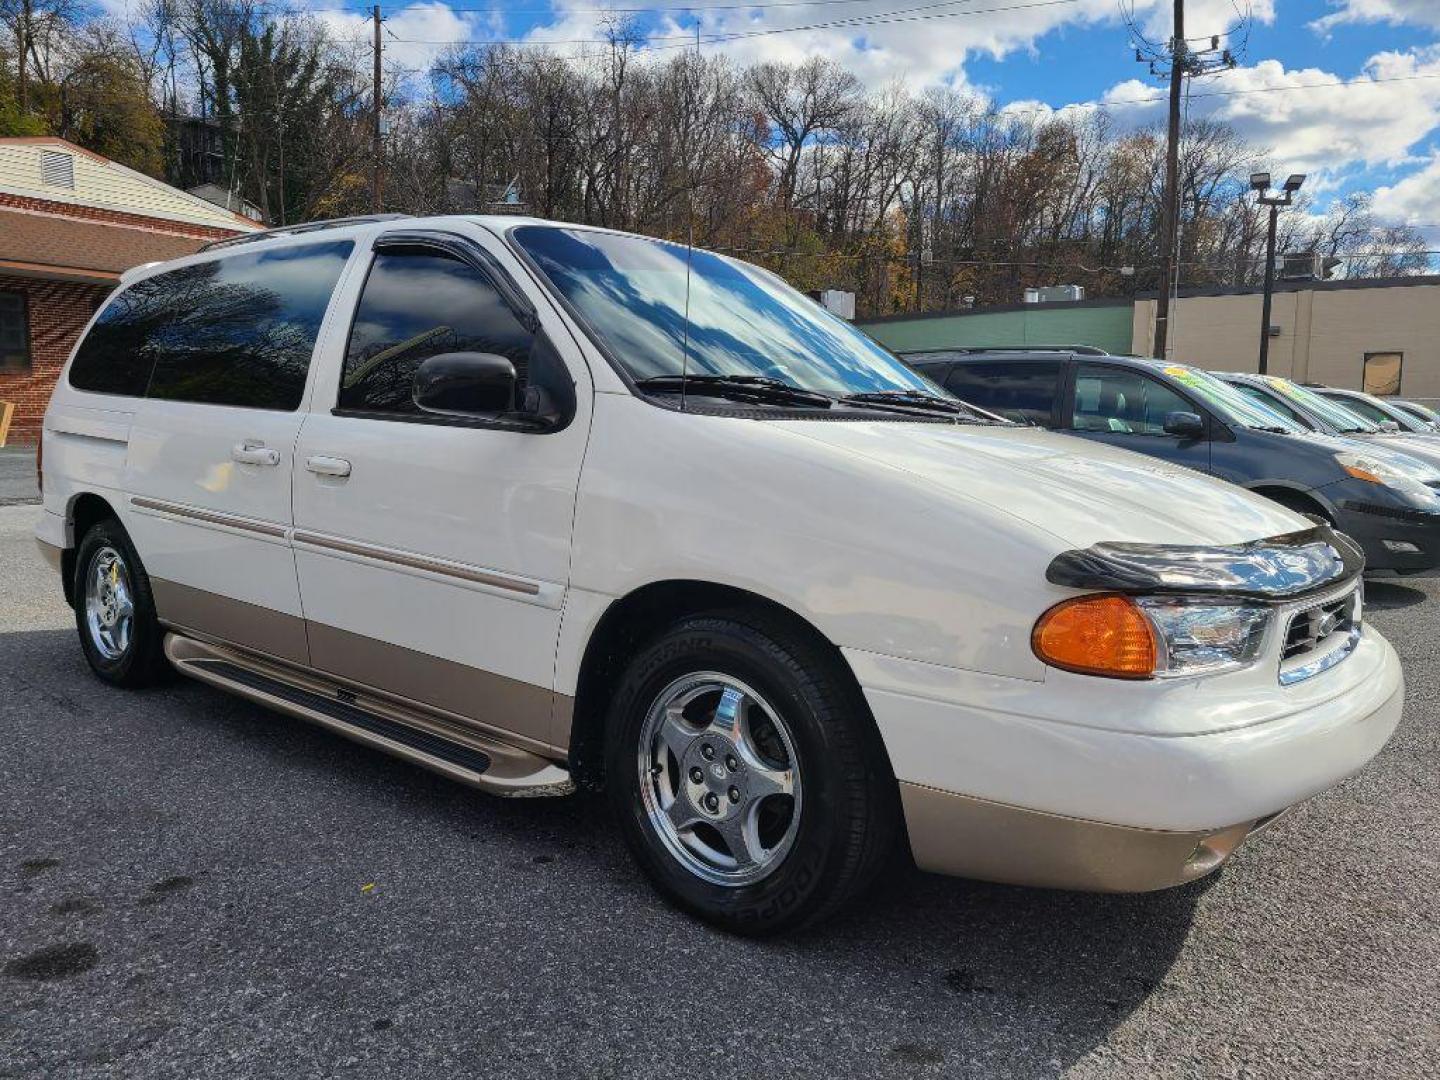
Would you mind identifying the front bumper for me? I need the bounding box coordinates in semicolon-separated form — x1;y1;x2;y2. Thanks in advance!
1332;501;1440;573
898;784;1268;892
849;630;1403;892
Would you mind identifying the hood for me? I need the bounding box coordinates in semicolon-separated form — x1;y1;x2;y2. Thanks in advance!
770;419;1308;549
1297;430;1440;483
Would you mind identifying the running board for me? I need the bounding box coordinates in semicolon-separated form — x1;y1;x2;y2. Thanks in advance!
164;633;573;797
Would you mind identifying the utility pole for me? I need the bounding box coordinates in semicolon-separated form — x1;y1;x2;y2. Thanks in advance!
371;4;383;213
1138;1;1235;359
1152;0;1184;360
17;0;30;114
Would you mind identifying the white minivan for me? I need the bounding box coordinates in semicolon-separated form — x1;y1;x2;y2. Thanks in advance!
36;215;1401;933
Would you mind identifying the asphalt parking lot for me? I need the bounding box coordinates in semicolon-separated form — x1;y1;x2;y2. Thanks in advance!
1;500;1437;1079
0;448;40;507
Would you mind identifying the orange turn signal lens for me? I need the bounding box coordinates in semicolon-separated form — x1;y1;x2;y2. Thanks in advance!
1341;463;1384;484
1032;595;1158;679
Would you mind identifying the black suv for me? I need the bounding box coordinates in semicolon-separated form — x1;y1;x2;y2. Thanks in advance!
902;348;1440;574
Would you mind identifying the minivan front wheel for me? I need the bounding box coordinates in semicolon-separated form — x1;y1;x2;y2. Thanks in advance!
605;614;899;934
74;519;170;687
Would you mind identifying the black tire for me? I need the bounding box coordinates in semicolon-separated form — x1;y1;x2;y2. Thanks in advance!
604;612;900;935
72;518;171;688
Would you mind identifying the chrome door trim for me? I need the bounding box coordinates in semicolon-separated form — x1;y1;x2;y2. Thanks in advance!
130;496;289;539
291;529;543;597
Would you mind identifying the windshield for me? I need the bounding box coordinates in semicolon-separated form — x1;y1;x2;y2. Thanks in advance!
1336;393;1428;432
512;226;943;400
1399;399;1440;425
1157;365;1306;432
1259;378;1381;433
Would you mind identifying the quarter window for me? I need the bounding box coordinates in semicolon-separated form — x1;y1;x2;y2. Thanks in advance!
339;248;534;416
0;291;28;372
1363;352;1402;397
1070;367;1191;435
70;240;352;407
945;361;1061;424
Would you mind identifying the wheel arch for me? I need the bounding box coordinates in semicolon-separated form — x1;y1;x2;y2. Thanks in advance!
61;491;121;607
1247;483;1335;523
565;579;872;791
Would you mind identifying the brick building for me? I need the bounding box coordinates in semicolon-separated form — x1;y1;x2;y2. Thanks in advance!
0;137;259;444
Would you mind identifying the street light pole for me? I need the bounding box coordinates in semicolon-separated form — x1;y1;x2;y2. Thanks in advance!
1250;172;1305;376
1257;200;1278;376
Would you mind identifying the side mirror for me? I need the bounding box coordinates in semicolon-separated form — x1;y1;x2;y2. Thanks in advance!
1163;410;1206;440
1378;419;1401;433
413;352;516;416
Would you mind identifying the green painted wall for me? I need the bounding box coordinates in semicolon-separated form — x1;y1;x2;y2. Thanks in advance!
858;302;1134;356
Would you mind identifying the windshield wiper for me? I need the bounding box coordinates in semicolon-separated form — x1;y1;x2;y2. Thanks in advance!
633;374;834;409
840;389;981;419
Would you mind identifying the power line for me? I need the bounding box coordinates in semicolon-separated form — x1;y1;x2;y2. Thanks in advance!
385;0;1085;46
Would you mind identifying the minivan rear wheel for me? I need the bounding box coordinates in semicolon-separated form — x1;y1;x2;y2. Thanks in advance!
604;613;899;935
74;519;171;688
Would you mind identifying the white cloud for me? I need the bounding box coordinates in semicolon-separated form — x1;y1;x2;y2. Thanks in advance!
1091;48;1440;174
511;0;1144;91
1375;154;1440;224
1311;1;1440;34
315;2;493;77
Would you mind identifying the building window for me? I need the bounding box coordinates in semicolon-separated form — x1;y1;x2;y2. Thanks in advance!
0;292;29;372
40;150;75;190
1363;352;1403;397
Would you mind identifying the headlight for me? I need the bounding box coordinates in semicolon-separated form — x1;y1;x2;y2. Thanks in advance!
1133;596;1270;677
1334;452;1435;497
1033;594;1270;679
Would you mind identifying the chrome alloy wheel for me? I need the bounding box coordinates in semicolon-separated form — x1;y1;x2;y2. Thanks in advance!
637;672;802;887
84;545;135;662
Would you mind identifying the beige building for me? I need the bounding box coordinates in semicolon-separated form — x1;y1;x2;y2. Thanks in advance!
1132;276;1440;400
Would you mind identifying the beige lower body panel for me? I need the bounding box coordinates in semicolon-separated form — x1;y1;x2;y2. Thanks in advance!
306;622;566;749
900;781;1258;893
35;537;64;573
151;578;571;759
151;579;311;665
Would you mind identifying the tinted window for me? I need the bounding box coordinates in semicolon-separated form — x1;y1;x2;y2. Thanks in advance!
1070;367;1191;435
946;361;1061;424
0;291;28;372
340;249;534;415
72;241;352;407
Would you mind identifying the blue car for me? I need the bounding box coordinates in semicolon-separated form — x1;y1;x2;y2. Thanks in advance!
903;348;1440;574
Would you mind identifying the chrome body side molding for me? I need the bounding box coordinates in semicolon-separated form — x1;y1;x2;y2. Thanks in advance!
292;529;545;598
131;496;288;539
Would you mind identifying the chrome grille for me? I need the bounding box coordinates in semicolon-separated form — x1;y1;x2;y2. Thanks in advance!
1279;587;1362;685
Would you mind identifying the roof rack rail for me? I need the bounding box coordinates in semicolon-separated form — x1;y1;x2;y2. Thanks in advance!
904;344;1112;357
199;214;411;252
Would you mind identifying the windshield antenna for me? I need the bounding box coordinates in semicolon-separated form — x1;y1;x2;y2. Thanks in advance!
679;18;700;413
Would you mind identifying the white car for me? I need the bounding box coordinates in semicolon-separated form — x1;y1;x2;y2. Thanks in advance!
35;215;1401;934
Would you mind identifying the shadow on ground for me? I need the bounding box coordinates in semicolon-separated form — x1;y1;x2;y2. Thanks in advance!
1365;580;1427;611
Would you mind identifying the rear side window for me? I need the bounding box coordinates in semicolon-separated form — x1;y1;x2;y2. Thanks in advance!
946;361;1061;424
70;240;353;408
339;248;534;416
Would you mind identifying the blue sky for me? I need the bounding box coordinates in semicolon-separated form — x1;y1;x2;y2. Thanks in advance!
307;1;1440;226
